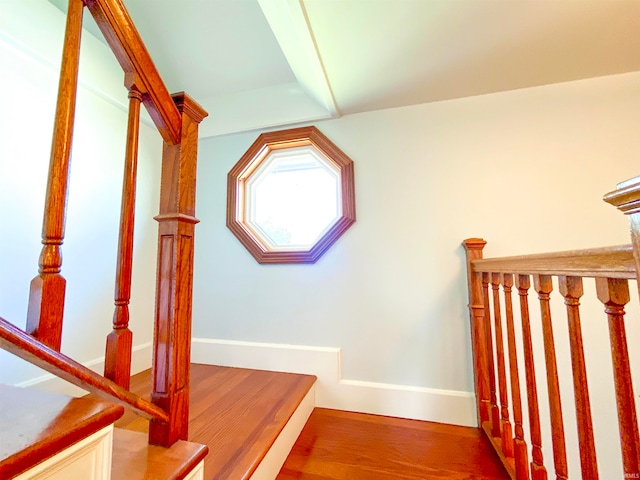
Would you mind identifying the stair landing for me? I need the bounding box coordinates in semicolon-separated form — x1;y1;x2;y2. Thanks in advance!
117;363;316;480
0;384;124;479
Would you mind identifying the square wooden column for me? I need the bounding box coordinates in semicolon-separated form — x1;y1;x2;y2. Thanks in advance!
149;92;207;447
604;177;640;302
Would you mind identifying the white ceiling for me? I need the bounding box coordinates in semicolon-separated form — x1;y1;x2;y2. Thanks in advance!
54;0;640;138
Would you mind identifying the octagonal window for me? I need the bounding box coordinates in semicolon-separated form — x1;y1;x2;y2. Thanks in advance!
227;127;356;264
246;146;340;250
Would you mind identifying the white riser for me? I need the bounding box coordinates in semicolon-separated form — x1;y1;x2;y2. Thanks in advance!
13;426;113;480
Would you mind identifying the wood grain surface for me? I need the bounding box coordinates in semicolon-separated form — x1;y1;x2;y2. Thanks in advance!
0;316;168;421
226;126;356;264
117;363;316;479
111;429;207;480
105;89;142;390
472;244;635;278
25;0;84;351
148;92;207;447
278;408;510;479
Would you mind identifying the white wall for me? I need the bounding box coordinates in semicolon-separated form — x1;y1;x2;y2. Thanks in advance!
0;0;161;389
2;2;639;473
193;72;640;420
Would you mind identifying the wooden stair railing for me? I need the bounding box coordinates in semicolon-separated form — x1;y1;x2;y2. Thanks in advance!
1;0;207;449
0;316;167;422
463;241;640;479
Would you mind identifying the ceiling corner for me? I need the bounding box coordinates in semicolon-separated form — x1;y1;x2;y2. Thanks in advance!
257;0;339;118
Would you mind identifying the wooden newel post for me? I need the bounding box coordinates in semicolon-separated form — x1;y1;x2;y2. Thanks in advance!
462;238;489;426
604;177;640;301
26;0;84;350
149;92;207;447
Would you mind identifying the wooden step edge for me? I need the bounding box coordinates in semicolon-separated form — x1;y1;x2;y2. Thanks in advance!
0;384;124;479
250;379;316;479
111;428;208;480
239;374;317;479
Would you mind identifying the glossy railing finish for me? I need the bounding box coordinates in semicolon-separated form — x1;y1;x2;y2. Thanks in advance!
104;88;142;390
1;0;207;450
0;317;168;421
149;91;207;447
471;244;636;279
25;0;84;351
85;0;181;145
463;239;640;479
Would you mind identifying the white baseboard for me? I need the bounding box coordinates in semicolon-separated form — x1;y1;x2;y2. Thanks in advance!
191;338;477;427
14;338;477;427
15;342;153;397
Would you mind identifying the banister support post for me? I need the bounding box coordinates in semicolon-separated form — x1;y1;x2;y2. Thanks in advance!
462;238;489;426
104;87;143;390
149;92;207;447
26;0;84;351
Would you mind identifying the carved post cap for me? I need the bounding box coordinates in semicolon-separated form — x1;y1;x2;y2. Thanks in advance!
604;176;640;215
463;238;487;252
171;92;208;124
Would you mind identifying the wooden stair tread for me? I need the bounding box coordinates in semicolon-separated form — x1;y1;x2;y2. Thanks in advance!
0;384;124;479
117;363;316;479
111;429;208;480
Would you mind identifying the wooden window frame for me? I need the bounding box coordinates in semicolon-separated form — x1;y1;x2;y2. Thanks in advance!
227;126;356;264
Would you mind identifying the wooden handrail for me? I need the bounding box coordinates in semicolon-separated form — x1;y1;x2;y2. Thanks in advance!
472;244;635;278
84;0;182;145
0;316;169;423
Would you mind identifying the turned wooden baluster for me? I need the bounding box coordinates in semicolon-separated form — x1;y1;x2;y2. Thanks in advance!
558;276;598;479
533;275;568;480
482;272;501;438
491;273;514;457
462;239;490;424
503;274;530;479
149;93;207;447
26;0;84;351
595;277;640;476
104;88;143;389
517;275;548;480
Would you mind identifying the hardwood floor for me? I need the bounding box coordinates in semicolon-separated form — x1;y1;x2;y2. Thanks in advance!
277;408;510;480
115;365;508;479
115;364;316;479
